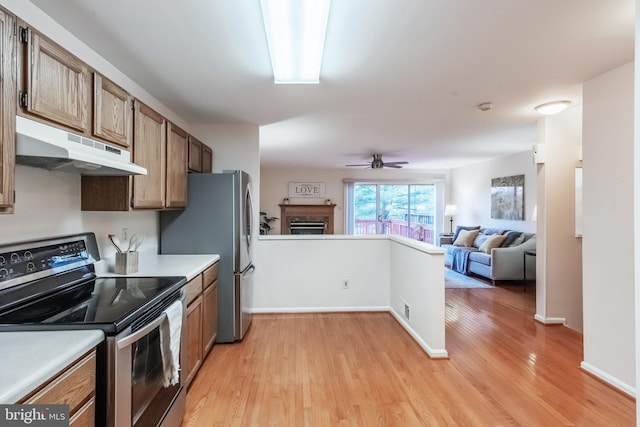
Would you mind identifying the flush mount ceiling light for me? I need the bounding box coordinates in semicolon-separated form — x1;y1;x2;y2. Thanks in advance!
534;100;571;115
260;0;331;84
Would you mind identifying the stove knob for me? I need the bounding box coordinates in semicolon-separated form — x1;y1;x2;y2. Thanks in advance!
26;262;36;272
0;256;5;265
10;253;19;263
0;268;8;278
24;251;33;260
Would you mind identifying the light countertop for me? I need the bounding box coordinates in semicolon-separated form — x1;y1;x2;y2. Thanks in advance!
94;250;220;281
0;330;104;404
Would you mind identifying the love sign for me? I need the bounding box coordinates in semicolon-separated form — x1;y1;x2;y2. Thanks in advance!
288;182;326;198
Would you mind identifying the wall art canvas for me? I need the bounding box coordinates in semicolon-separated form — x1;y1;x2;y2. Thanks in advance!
491;175;524;220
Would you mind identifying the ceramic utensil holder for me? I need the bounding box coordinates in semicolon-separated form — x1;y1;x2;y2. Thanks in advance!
115;251;138;274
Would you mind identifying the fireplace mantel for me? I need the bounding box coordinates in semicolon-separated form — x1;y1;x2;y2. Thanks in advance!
279;204;336;234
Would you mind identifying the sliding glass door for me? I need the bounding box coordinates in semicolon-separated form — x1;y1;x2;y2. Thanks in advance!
350;183;435;243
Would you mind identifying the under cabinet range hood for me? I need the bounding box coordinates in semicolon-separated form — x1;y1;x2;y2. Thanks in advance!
15;116;147;176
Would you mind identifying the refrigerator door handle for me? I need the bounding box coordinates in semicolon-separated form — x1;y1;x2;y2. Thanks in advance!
235;263;256;277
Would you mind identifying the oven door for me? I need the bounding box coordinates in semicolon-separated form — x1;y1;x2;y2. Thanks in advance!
109;292;186;427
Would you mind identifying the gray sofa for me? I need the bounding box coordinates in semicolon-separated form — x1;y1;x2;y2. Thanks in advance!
441;227;536;285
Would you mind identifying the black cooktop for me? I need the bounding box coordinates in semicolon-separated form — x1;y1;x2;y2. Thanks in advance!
0;271;186;334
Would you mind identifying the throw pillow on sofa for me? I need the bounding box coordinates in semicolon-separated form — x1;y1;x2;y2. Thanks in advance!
479;234;506;253
452;225;481;242
453;229;480;247
501;230;522;247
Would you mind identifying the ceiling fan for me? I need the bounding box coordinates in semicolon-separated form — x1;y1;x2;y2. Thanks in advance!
346;154;409;169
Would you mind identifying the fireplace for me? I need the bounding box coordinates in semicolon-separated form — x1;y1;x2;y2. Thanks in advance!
289;220;327;234
280;204;336;235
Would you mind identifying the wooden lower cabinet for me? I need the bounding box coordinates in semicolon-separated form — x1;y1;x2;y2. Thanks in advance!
70;398;95;427
185;293;203;387
21;349;96;426
184;261;219;388
202;279;218;356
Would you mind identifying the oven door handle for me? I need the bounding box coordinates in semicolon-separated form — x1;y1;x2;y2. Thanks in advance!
116;313;167;350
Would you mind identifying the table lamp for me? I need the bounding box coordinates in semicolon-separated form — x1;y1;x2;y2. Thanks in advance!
444;204;459;234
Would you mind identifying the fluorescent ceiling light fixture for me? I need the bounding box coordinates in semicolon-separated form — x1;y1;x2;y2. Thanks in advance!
260;0;331;84
534;100;571;115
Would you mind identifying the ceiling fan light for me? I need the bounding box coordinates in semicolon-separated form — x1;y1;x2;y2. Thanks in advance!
534;100;571;115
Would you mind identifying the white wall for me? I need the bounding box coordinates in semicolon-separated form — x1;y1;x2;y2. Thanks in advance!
535;107;583;331
582;62;635;395
0;166;158;260
449;150;537;233
260;167;448;234
254;236;390;312
389;238;447;358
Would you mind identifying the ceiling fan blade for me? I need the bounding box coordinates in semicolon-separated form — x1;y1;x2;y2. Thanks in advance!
384;161;409;166
384;164;404;168
345;163;371;167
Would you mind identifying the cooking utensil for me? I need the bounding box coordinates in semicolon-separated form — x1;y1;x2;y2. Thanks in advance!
127;234;143;252
108;234;123;253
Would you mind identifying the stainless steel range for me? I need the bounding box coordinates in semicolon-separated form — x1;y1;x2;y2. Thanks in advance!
0;233;187;427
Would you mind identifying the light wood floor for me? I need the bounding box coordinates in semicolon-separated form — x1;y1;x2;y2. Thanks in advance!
184;284;635;426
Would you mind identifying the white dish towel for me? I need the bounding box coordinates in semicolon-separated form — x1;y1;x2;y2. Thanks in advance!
159;300;183;387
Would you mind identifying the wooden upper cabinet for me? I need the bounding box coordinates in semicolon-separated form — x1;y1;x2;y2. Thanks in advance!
21;27;89;132
202;145;212;173
0;9;16;211
166;123;188;208
132;101;166;209
93;73;132;148
188;135;203;173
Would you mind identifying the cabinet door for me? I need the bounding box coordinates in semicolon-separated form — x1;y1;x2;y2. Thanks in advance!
24;28;89;132
202;145;212;173
202;280;218;357
185;295;203;387
188;135;203;173
93;73;132;148
166;123;188;208
0;9;15;210
132;101;166;209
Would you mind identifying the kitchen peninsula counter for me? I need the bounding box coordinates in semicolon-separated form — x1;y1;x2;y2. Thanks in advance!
0;330;104;403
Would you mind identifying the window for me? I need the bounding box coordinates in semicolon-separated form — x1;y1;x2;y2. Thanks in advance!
346;182;436;243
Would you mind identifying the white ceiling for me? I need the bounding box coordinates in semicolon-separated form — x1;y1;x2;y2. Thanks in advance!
28;0;634;170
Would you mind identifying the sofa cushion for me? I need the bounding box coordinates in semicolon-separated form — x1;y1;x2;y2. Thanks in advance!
501;230;522;247
507;233;526;247
453;229;479;247
473;234;489;248
482;228;503;236
452;225;481;242
469;251;491;266
479;234;506;253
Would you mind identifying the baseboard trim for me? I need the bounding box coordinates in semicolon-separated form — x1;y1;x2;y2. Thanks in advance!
251;306;389;314
389;309;449;359
534;314;566;325
580;361;636;398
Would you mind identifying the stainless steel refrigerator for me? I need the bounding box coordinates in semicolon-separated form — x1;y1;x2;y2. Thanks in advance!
159;170;255;342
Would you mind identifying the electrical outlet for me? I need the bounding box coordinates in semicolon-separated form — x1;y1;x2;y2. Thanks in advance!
342;280;349;290
122;228;128;242
404;303;411;320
